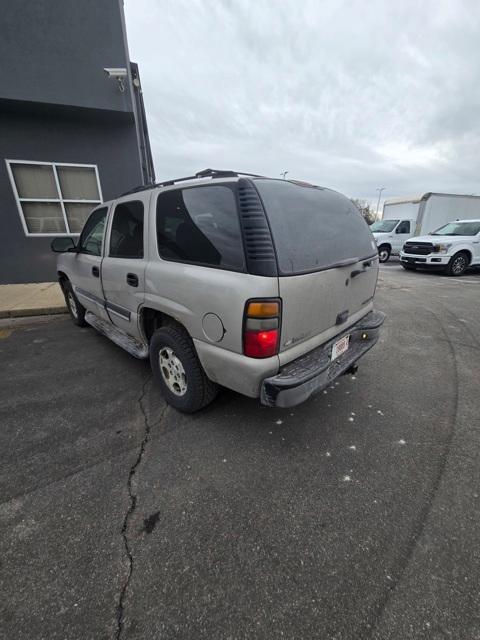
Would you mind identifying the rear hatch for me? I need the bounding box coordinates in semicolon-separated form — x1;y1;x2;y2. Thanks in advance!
254;179;379;364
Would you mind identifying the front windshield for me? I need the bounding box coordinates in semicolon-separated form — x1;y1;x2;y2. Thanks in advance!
431;221;480;236
370;219;399;233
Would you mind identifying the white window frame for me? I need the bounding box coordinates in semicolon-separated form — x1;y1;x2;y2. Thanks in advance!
5;159;103;237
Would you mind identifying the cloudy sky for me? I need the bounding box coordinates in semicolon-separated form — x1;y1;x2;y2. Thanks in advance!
124;0;480;209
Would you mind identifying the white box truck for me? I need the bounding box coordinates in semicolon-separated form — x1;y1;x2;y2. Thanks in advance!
371;192;480;262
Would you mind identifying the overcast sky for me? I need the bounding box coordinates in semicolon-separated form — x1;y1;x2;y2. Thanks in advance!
124;0;480;208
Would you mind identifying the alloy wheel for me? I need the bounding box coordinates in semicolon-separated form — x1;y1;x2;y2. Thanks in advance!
159;347;188;396
68;292;78;319
379;249;389;263
452;255;466;275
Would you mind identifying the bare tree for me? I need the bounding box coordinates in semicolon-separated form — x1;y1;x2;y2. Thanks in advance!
351;198;376;225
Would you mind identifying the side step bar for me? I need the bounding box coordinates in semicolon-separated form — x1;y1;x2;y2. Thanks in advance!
85;312;149;359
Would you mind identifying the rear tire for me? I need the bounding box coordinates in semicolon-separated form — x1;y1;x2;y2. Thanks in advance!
401;263;416;271
63;281;87;326
150;325;218;413
445;251;469;276
378;245;391;263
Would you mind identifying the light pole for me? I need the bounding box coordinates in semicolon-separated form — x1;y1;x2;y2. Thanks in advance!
376;187;386;218
280;171;289;180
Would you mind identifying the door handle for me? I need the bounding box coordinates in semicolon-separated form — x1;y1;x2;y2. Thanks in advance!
92;266;100;278
351;268;366;278
351;260;372;278
126;273;139;287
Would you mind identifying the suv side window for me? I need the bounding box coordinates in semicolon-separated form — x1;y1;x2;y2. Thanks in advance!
78;207;108;256
109;201;144;259
396;220;410;234
156;185;245;271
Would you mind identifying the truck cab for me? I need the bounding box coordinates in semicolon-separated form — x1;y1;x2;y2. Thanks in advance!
371;218;415;263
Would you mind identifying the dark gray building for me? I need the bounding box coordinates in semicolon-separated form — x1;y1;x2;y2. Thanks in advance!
0;0;155;284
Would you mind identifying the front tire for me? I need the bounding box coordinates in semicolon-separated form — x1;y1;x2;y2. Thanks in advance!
378;245;391;263
63;281;87;326
446;251;469;276
150;325;218;413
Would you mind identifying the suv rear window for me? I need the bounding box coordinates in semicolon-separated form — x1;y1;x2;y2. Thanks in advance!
254;180;376;275
156;185;245;271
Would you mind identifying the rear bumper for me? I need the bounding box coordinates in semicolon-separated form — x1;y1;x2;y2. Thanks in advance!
260;310;385;408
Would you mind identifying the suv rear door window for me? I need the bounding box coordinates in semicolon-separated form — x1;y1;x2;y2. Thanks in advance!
156;185;245;271
109;201;144;259
254;179;376;274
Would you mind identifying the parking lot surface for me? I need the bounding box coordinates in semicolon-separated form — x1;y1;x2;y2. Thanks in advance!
1;264;480;640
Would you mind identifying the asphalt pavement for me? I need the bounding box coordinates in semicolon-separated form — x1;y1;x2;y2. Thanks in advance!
1;263;480;640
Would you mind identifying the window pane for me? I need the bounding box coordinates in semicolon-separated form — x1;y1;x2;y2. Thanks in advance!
11;164;58;199
254;180;375;275
156;186;244;270
396;221;410;234
78;207;108;256
57;166;100;200
371;220;398;232
65;203;95;234
22;202;66;233
110;201;144;258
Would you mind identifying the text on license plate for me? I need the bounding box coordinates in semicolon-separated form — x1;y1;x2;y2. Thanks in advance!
331;334;350;361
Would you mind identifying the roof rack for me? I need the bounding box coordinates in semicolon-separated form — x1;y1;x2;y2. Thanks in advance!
120;168;265;197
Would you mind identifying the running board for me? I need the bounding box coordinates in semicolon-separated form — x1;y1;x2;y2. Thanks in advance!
85;312;149;359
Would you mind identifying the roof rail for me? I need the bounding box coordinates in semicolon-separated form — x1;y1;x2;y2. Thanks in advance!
120;168;265;197
194;168;264;179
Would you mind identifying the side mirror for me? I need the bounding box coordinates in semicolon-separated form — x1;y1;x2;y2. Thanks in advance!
51;237;76;253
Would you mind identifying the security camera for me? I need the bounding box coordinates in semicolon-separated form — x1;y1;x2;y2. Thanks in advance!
103;67;128;92
103;67;128;78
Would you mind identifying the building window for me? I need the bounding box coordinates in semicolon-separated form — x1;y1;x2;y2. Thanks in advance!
6;160;103;236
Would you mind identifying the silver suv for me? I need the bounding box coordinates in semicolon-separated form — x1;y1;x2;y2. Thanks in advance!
52;169;385;413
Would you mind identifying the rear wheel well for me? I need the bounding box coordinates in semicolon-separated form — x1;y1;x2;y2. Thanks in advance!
141;307;187;343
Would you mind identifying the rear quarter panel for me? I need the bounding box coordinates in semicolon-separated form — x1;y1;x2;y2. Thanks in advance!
144;182;281;354
144;260;279;354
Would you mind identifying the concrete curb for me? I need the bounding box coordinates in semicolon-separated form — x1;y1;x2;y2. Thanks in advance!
0;306;68;319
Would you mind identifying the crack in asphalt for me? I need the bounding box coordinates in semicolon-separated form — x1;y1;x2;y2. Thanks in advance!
115;376;167;640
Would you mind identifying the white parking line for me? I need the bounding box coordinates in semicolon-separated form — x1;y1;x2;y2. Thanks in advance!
379;266;480;284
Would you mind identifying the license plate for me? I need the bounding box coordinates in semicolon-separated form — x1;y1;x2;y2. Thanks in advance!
331;334;350;361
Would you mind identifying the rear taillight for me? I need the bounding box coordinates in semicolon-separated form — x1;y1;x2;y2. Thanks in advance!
243;299;281;358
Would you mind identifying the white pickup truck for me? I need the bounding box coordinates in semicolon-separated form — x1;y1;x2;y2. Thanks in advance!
400;219;480;276
372;192;480;263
